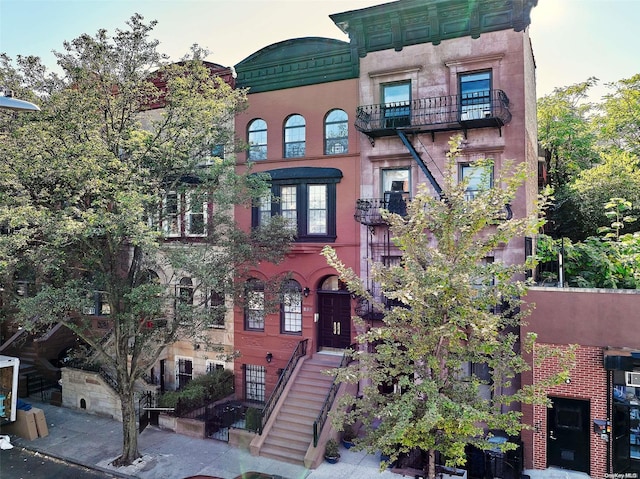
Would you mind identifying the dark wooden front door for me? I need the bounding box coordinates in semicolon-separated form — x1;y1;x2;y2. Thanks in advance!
318;292;351;349
547;397;590;474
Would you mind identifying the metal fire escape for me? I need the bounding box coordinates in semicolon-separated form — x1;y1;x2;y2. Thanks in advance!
353;90;512;319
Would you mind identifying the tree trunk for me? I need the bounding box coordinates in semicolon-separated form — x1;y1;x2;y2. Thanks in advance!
113;389;140;466
427;448;436;479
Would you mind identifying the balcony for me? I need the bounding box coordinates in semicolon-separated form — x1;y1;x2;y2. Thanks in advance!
355;90;511;139
354;192;410;226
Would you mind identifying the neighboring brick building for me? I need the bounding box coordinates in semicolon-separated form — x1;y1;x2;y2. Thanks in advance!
523;287;640;477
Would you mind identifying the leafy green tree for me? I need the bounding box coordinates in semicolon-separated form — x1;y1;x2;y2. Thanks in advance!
595;74;640;157
322;137;571;479
537;78;599;188
0;16;291;466
566;150;640;239
537;198;640;289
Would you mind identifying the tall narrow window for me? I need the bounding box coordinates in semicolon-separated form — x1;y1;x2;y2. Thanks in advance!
382;82;411;128
460;162;493;200
460;71;491;120
280;185;297;231
284;114;306;158
324;109;348;155
281;279;302;334
245;279;265;331
186;191;207;236
248;119;267;160
163;192;180;237
207;289;225;328
244;364;265;403
307;184;327;235
382;169;410;216
176;357;193;390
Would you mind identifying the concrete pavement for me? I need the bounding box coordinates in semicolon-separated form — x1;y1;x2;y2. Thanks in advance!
2;399;396;479
1;398;593;479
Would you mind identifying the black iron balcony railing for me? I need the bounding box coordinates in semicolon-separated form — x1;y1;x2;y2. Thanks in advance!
355;89;511;137
354;194;410;226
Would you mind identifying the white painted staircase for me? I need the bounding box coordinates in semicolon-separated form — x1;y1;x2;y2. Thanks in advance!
258;352;343;465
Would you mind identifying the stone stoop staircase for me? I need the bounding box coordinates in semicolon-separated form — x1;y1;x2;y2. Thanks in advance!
258;352;343;465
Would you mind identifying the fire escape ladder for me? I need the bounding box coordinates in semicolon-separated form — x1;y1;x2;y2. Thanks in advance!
396;130;443;198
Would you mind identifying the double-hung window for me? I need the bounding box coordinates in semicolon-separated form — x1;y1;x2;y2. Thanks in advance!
162;192;180;237
382;81;411;128
284;114;306;158
460;162;493;200
324;109;348;155
281;279;302;334
460;71;492;120
382;168;410;216
245;278;265;331
248;119;267;161
185;191;207;237
253;167;341;242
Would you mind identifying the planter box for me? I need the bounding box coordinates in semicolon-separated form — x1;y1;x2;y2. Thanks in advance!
229;428;256;450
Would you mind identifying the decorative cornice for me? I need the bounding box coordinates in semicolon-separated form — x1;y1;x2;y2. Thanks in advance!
234;37;358;94
330;0;538;57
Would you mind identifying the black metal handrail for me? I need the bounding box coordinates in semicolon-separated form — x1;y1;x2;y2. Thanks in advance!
355;89;511;135
312;346;353;447
259;338;308;434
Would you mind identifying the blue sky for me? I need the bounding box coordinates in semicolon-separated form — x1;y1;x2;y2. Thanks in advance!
1;0;638;101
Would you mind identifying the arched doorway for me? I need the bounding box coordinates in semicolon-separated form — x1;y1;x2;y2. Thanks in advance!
316;275;351;350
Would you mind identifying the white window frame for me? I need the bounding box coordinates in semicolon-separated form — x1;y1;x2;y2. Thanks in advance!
162;191;181;237
185;191;208;237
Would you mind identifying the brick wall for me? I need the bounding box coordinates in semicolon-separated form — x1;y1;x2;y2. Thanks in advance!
527;344;607;478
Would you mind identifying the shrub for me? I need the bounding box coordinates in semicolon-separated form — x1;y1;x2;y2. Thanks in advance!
158;368;234;411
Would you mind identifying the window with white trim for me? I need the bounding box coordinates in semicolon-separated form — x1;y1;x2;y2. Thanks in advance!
185;191;207;236
162;192;180;237
245;278;265;331
281;279;302;334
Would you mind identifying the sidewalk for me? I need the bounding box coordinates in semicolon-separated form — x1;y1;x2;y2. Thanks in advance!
2;399;593;479
3;399;397;479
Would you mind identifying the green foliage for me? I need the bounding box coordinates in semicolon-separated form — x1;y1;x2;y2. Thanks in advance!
322;137;571;478
245;406;261;433
0;16;291;466
158;368;234;410
537;198;640;288
538;75;640;241
324;438;340;458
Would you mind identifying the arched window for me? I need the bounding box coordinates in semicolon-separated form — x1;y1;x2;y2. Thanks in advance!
281;279;302;334
245;278;265;331
248;119;267;160
284;114;305;158
324;109;348;155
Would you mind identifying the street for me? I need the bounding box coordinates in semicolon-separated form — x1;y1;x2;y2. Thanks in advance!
0;446;119;479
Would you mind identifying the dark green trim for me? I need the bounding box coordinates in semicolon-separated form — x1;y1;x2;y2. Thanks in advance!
330;0;538;57
235;37;358;94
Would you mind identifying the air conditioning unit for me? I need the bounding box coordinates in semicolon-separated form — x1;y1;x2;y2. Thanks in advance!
626;371;640;387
